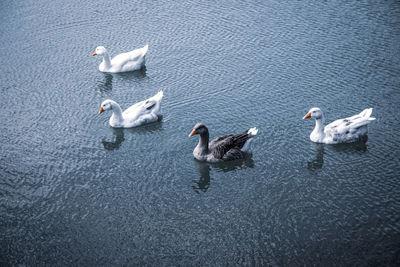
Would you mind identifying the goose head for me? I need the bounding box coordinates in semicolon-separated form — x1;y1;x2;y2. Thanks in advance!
92;46;107;56
98;99;114;114
189;123;208;137
303;107;324;120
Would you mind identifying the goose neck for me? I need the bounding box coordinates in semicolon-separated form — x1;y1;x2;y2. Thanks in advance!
102;52;112;67
315;117;325;132
197;131;209;154
110;102;123;122
312;116;326;139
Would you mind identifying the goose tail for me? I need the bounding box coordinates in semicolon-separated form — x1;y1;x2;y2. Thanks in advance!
241;127;258;153
360;108;372;118
142;44;149;55
359;108;375;121
247;127;258;137
153;91;163;102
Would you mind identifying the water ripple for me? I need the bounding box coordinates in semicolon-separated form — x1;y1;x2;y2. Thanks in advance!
1;0;400;265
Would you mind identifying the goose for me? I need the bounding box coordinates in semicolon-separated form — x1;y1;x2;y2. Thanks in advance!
303;107;375;144
98;91;163;128
189;123;258;162
92;45;148;73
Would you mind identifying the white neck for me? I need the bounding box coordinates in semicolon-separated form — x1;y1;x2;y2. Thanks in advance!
110;102;124;124
101;52;112;68
311;116;326;142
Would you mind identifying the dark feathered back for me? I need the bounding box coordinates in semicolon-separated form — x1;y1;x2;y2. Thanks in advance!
211;130;252;159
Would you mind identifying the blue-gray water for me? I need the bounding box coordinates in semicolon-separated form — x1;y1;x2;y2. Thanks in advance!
1;0;400;265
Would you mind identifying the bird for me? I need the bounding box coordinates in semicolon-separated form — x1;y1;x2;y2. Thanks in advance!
303;107;375;144
92;45;148;73
98;91;163;128
189;123;258;162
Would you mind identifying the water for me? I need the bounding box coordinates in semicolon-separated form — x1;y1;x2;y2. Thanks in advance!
1;0;399;265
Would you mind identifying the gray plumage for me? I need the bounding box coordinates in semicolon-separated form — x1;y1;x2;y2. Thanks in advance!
189;123;258;162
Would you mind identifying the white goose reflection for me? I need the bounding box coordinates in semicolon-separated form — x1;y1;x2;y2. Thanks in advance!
97;73;113;92
97;68;147;94
101;122;163;150
307;143;324;170
307;141;368;170
102;128;125;150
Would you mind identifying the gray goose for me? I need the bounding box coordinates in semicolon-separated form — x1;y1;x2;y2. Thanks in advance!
189;123;258;162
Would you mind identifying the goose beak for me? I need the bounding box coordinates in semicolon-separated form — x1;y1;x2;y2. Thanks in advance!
98;107;104;114
189;129;196;137
92;51;97;56
303;112;311;119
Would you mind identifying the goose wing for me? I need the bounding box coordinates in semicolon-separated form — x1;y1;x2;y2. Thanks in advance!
210;131;253;160
122;100;146;115
123;91;163;116
112;45;148;69
325;108;375;141
221;148;244;161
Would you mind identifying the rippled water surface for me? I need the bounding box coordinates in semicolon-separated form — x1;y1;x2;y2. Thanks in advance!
1;0;400;265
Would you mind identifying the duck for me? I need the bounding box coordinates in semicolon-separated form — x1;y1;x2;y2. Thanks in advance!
303;107;375;144
92;44;148;73
189;123;258;162
98;91;163;128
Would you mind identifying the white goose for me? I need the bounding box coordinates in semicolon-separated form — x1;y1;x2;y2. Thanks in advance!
92;45;148;73
98;91;163;128
303;107;375;144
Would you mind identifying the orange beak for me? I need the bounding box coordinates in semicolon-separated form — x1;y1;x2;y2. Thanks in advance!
303;112;311;119
98;107;104;114
92;51;97;56
189;129;196;137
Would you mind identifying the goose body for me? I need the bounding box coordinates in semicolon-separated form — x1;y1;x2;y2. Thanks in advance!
189;123;258;162
303;107;375;144
98;91;163;128
92;45;148;73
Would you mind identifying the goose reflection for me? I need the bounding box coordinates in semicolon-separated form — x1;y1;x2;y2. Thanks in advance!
192;160;211;193
97;68;147;93
101;121;163;150
306;141;368;170
98;73;113;92
307;143;324;170
331;140;368;154
192;156;255;193
102;128;125;150
116;66;147;79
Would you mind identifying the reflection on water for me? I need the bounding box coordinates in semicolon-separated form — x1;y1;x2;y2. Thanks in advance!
102;121;163;150
126;120;163;134
192;156;255;193
97;73;113;92
192;160;211;193
307;141;369;170
96;68;147;93
102;128;125;150
116;66;147;79
307;143;325;170
331;141;368;154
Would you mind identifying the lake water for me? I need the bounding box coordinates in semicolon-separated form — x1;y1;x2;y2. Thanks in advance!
1;0;399;265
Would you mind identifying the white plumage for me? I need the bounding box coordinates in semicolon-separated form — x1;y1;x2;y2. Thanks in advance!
92;45;148;73
247;127;259;136
241;127;259;152
98;91;163;128
303;107;375;144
